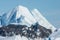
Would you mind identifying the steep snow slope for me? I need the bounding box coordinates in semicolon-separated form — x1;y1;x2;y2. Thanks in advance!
31;9;56;32
1;9;17;26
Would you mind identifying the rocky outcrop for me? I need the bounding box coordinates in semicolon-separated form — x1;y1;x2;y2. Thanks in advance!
0;23;52;38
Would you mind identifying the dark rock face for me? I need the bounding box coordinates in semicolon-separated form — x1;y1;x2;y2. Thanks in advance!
0;24;27;36
31;23;52;38
0;28;6;36
0;23;52;38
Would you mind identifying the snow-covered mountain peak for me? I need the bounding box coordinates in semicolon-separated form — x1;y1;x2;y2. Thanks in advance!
0;5;56;32
15;5;37;26
16;5;27;11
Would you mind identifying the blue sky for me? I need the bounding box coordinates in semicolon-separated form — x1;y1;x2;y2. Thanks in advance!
0;0;60;28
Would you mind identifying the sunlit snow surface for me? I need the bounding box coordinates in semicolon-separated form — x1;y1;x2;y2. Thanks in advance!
0;35;35;40
0;35;45;40
0;35;31;40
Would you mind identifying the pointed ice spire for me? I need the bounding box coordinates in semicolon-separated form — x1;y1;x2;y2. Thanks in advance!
31;9;56;32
